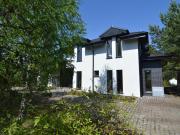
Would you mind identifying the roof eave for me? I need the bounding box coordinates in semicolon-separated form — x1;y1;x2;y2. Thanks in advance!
142;55;171;61
120;32;148;40
82;32;148;47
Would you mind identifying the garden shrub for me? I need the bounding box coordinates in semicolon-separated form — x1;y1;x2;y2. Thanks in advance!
1;91;140;135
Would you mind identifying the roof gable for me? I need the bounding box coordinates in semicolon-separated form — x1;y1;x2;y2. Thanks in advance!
99;26;129;38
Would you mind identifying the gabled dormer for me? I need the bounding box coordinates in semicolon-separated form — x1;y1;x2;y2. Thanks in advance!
99;26;129;38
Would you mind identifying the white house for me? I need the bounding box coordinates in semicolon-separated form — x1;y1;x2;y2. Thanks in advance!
72;27;164;97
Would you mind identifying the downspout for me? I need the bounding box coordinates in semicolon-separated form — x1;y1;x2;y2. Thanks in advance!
138;38;143;97
92;45;94;92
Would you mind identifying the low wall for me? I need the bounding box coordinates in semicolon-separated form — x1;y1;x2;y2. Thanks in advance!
164;86;178;95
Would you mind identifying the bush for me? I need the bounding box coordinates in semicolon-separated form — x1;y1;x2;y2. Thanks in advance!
0;90;22;130
2;101;100;135
1;91;139;135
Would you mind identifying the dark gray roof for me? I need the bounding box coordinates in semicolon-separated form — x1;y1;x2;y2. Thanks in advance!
87;33;148;46
81;27;148;46
120;31;148;39
90;38;102;43
90;38;104;44
99;26;129;38
143;55;170;61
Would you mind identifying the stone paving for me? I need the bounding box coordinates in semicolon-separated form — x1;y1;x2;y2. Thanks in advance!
130;96;180;135
47;89;180;134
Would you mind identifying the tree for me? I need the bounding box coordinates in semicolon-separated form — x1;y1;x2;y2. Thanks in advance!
149;1;180;87
0;0;85;93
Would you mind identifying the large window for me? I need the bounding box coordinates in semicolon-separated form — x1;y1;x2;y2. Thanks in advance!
107;70;113;93
77;45;82;62
144;70;152;92
116;38;122;58
76;71;82;89
117;70;123;94
106;40;112;59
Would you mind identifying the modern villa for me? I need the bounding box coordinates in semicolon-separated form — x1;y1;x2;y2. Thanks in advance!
72;26;164;97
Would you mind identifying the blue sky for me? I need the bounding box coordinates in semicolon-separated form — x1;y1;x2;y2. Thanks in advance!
79;0;180;39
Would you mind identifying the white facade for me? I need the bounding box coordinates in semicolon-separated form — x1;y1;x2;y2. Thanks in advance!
72;37;141;97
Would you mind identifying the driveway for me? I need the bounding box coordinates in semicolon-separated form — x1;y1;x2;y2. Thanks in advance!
47;89;180;134
131;96;180;135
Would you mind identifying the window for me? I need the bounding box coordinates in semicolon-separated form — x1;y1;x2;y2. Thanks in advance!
77;45;82;62
117;70;123;94
144;70;152;92
106;40;112;59
76;71;82;89
107;70;113;93
94;71;99;77
116;38;122;58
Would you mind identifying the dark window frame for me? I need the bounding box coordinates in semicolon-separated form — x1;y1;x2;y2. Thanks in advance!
144;70;152;92
77;45;82;62
106;40;112;59
117;70;123;94
94;70;99;77
76;71;82;89
107;70;113;93
116;38;122;58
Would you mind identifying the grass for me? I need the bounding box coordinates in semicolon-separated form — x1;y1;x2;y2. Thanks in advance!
68;90;136;102
0;90;141;135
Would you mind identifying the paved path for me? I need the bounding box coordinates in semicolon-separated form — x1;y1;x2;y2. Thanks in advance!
131;96;180;135
46;89;180;134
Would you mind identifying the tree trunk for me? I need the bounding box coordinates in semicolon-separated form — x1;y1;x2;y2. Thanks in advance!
17;95;26;120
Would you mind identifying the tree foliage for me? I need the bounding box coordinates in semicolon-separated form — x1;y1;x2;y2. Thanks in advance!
0;0;84;92
149;1;180;80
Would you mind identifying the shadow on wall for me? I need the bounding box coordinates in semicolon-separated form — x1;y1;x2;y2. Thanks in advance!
95;66;116;94
123;40;137;51
96;69;106;94
85;43;105;56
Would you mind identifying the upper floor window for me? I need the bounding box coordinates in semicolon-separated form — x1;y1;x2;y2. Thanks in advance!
77;45;82;62
116;38;122;58
106;40;112;59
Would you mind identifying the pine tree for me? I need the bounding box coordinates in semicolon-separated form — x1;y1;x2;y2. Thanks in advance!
149;1;180;89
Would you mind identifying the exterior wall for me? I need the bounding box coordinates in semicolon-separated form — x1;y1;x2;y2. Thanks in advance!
142;61;164;96
72;47;92;91
72;37;141;97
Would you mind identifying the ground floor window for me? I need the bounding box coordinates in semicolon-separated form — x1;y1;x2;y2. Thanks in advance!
144;70;152;92
94;70;99;77
107;70;113;93
76;71;82;89
117;70;123;94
